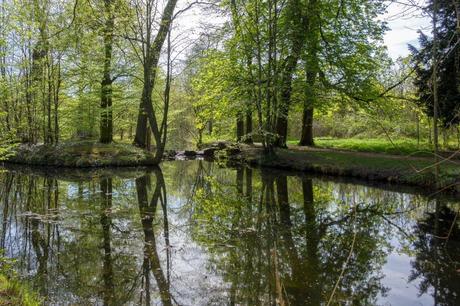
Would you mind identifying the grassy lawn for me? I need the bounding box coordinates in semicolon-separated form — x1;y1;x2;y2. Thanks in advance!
288;138;459;156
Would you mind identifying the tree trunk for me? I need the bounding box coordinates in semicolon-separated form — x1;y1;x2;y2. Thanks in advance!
100;0;114;143
299;107;314;146
416;113;420;148
299;0;319;147
134;74;150;148
432;0;440;186
53;59;61;144
244;110;253;144
273;0;308;148
236;112;244;142
274;79;291;148
133;0;178;154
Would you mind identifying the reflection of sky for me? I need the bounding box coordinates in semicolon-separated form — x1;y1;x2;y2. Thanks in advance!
379;238;433;306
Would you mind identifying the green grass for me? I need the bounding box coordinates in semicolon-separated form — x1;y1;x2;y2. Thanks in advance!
288;138;458;156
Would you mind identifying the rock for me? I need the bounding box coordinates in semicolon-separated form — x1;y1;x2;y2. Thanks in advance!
226;146;241;155
210;141;229;150
176;150;197;158
202;148;216;156
163;150;176;160
184;150;197;157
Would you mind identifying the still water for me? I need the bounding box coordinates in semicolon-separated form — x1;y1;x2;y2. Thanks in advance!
0;161;459;305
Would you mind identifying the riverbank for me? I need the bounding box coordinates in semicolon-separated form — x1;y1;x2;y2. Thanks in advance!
287;137;460;159
222;144;460;194
6;141;158;167
4;140;460;193
5;141;218;167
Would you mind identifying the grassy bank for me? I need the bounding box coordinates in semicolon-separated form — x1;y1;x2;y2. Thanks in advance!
233;144;460;193
288;138;459;157
6;141;157;167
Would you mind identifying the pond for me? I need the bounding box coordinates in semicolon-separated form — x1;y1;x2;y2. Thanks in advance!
0;161;459;305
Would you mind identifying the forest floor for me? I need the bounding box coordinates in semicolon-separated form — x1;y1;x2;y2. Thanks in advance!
232;143;460;194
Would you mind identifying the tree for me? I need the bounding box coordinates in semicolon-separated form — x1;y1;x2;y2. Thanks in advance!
99;0;115;143
410;0;460;129
131;0;178;164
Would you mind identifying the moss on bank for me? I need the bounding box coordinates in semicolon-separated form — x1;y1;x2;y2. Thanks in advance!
227;144;460;194
6;141;156;167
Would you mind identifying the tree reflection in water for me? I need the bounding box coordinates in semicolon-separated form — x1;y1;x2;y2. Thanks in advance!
410;200;460;305
136;168;173;306
0;162;459;305
192;168;393;304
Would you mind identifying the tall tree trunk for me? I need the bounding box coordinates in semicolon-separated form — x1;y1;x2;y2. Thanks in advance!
236;112;244;142
134;80;150;147
100;0;114;143
299;107;314;146
53;59;61;144
432;0;440;186
244;110;253;143
273;0;308;147
416;113;420;148
299;0;319;147
46;54;53;144
133;0;178;165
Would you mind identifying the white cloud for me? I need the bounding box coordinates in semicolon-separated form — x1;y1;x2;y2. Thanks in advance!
382;1;430;59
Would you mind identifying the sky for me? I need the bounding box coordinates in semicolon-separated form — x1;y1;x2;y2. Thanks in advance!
171;0;432;66
383;1;431;59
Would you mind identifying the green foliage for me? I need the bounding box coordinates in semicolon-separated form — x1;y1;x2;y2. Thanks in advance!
189;49;243;140
410;0;460;127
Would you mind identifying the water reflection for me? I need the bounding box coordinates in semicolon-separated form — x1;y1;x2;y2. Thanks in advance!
136;170;172;306
0;161;459;305
410;201;460;305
